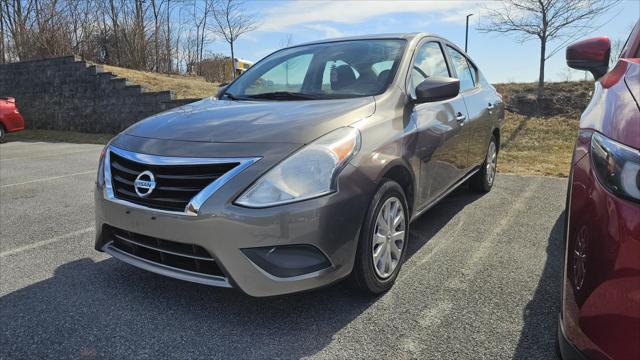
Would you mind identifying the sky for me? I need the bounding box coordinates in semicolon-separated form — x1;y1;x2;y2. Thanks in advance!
204;0;640;84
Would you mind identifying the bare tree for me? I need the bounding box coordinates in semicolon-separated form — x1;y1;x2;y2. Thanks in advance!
210;0;256;78
478;0;620;98
279;33;293;48
0;0;255;79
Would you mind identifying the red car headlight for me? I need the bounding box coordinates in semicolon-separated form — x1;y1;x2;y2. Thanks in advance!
591;131;640;203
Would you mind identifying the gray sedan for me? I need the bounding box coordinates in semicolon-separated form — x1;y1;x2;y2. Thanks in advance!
95;33;504;297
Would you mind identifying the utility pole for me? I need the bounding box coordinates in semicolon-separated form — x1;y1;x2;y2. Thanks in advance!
465;14;474;53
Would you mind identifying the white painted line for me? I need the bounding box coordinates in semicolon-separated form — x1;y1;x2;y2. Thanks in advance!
0;170;95;188
0;149;97;162
0;227;95;258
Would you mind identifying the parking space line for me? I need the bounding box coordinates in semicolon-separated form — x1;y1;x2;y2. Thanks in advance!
0;170;95;188
0;227;95;258
0;149;97;162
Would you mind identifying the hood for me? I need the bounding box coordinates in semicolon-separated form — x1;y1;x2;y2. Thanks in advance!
124;97;376;144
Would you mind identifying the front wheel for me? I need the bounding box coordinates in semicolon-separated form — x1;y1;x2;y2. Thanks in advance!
0;126;5;143
470;135;498;193
351;180;409;295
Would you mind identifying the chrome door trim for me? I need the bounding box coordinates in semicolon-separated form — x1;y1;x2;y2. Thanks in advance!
103;145;260;216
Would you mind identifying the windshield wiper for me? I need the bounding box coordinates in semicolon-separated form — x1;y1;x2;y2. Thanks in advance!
222;92;248;101
245;91;319;100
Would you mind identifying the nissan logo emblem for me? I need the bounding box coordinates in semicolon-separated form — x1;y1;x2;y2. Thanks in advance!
134;170;156;198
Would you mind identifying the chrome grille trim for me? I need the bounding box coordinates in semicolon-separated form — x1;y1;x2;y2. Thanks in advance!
103;145;260;216
105;244;231;287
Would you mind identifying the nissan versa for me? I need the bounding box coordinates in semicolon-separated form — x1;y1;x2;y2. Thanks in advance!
95;33;504;297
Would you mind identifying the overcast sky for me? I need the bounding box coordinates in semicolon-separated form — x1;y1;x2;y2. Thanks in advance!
205;0;639;83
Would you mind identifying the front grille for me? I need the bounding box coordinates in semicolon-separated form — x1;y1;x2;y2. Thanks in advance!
105;225;225;278
109;151;239;212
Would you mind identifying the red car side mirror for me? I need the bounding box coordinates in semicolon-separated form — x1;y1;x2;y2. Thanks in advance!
566;36;611;80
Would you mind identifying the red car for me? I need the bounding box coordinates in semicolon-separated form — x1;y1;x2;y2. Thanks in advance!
0;97;25;141
559;22;640;360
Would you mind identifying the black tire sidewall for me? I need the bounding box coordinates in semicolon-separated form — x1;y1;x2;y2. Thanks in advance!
471;135;497;192
353;180;409;294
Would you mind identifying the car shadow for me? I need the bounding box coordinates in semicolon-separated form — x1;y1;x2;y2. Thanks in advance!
513;213;565;360
0;186;485;359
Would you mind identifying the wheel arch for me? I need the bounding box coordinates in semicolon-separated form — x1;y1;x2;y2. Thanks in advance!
378;161;416;217
492;127;501;153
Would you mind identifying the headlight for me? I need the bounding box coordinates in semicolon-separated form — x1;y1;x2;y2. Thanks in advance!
591;132;640;203
235;127;361;208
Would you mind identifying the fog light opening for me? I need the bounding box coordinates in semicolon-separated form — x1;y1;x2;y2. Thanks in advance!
242;245;332;278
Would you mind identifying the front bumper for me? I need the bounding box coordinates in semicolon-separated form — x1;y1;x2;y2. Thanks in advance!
558;314;587;360
95;162;376;297
560;131;640;359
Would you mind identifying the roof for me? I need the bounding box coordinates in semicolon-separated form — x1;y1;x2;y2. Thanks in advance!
296;32;437;47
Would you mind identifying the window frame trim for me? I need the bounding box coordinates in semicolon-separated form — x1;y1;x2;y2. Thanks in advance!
443;42;481;94
404;37;452;99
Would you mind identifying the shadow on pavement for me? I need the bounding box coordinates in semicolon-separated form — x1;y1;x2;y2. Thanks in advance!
0;186;484;359
513;213;564;360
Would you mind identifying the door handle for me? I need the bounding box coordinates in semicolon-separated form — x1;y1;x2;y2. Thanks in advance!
456;112;466;124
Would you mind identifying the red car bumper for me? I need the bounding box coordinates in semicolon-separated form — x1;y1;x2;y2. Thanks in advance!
2;111;25;132
561;131;640;360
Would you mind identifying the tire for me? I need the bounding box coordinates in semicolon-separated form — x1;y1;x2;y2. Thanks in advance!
351;180;409;295
470;135;498;193
0;126;5;143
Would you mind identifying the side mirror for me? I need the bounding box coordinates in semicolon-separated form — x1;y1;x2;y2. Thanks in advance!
566;37;611;79
414;76;460;103
215;84;228;99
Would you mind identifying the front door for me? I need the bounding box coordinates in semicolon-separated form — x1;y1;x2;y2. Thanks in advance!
408;40;470;209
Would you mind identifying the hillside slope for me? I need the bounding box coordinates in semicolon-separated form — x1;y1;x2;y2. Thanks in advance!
495;81;593;177
98;64;218;99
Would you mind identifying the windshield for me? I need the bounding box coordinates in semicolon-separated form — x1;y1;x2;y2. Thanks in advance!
224;39;406;100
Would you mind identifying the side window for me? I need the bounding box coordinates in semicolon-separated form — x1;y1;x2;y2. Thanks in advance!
245;53;313;95
446;46;475;91
409;41;450;97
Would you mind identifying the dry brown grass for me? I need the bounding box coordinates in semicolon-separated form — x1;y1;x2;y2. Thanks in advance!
498;112;578;178
494;81;593;101
99;64;218;99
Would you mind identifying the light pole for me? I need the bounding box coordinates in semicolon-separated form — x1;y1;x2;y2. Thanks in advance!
465;14;474;53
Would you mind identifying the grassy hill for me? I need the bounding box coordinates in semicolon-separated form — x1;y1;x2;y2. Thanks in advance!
98;64;218;99
495;81;592;177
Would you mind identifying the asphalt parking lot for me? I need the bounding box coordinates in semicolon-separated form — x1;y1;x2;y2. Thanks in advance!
0;141;567;359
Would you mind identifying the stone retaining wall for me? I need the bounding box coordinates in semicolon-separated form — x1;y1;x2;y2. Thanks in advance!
0;56;202;133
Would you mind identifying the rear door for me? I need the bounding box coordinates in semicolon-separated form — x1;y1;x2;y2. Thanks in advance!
445;45;497;169
408;39;470;209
